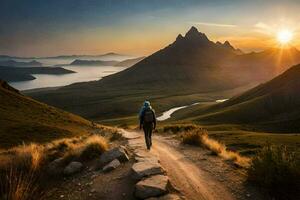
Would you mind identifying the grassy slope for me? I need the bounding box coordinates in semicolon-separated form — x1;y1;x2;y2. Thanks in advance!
0;81;96;149
172;64;300;132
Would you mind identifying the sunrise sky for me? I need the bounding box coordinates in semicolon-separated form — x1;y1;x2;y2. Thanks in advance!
1;0;300;57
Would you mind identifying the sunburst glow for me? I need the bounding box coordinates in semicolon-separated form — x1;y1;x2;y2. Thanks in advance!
277;30;293;45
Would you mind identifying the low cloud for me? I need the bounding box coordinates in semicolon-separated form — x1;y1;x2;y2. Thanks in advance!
189;21;237;28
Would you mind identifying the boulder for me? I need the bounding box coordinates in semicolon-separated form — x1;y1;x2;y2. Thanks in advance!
102;159;121;172
135;175;169;199
47;158;65;175
132;161;164;180
63;161;83;175
146;194;182;200
98;146;129;166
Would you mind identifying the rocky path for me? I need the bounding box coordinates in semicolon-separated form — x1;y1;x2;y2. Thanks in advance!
121;130;235;200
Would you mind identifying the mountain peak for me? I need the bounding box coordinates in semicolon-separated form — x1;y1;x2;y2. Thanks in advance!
185;26;209;42
176;34;184;41
223;41;233;49
187;26;199;33
185;26;200;37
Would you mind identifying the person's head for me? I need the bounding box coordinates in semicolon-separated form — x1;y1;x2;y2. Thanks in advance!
143;101;151;108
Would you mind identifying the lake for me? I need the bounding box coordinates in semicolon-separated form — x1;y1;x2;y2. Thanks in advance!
9;65;127;91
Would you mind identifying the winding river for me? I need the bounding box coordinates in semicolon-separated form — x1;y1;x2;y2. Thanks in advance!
157;99;229;121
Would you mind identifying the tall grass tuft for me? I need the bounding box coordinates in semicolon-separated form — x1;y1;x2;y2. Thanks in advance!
247;145;300;199
79;135;108;160
0;167;44;200
182;129;250;167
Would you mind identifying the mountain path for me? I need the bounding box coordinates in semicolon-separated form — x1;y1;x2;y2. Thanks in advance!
121;130;235;200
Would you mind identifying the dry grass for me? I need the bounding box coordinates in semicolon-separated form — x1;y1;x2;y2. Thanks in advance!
79;135;108;160
0;134;108;200
158;124;199;134
182;129;250;167
0;167;44;200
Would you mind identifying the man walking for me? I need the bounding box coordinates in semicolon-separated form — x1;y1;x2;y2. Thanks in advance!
139;101;156;150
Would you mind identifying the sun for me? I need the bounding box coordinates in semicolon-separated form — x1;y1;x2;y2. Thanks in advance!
277;29;293;45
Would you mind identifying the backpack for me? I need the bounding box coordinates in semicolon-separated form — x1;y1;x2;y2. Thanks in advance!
143;109;154;123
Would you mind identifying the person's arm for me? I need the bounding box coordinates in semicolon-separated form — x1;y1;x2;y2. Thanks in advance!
152;110;157;129
139;110;144;129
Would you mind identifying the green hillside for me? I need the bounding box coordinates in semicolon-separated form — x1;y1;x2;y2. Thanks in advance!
0;80;95;149
175;64;300;132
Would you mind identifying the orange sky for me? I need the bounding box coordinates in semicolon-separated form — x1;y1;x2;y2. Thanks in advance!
1;0;300;57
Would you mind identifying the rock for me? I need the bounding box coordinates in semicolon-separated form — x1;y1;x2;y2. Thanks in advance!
132;161;164;180
135;175;169;199
135;156;159;164
98;146;129;167
102;159;121;172
63;161;83;175
146;194;182;200
47;158;65;175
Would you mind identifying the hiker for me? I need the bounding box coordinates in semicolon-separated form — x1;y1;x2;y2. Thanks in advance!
139;101;156;150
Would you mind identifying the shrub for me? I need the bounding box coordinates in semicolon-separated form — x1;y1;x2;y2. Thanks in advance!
182;130;204;146
247;145;300;199
182;129;250;167
162;124;199;134
79;135;108;160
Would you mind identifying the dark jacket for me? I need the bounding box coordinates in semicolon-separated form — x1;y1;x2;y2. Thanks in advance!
140;107;156;127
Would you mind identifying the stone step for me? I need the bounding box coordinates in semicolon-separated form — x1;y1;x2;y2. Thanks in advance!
132;161;164;180
135;175;169;199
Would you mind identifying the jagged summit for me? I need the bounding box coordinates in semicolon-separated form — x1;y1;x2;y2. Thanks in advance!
176;34;184;41
184;26;210;42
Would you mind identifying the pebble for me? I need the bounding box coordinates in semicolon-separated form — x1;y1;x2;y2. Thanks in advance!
60;195;64;198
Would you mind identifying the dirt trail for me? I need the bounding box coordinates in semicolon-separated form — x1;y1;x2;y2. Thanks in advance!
123;130;235;200
152;138;235;200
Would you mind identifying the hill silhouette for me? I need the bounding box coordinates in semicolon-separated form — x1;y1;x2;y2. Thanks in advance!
0;80;95;148
114;56;145;67
0;60;42;67
189;64;300;132
70;59;119;66
0;66;75;82
101;26;247;90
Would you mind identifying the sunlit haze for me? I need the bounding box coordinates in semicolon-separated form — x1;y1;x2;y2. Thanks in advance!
1;0;300;57
277;29;293;45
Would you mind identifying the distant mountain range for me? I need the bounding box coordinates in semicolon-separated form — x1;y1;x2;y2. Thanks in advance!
114;57;145;67
0;52;130;60
70;59;119;66
0;67;75;82
0;60;43;67
29;27;300;121
69;57;145;67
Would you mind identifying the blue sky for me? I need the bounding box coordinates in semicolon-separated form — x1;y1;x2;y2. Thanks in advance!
1;0;300;56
